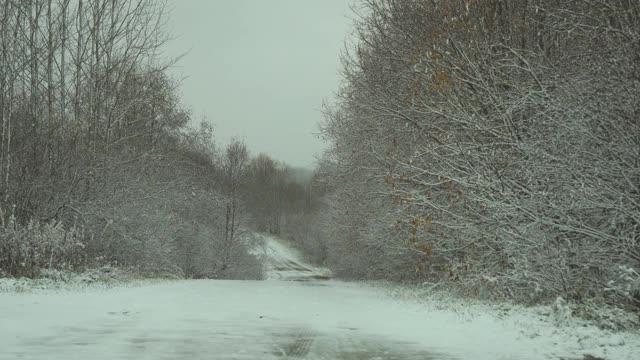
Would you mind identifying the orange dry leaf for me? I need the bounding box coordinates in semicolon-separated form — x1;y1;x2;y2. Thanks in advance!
435;66;449;89
422;243;432;257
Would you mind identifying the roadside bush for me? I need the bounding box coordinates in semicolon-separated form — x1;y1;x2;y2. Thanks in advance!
318;0;640;315
0;214;86;278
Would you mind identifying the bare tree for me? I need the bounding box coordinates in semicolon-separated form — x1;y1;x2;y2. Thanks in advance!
217;139;249;275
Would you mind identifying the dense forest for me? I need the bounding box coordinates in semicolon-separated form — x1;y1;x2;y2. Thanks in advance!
302;0;640;312
1;0;639;315
0;0;320;280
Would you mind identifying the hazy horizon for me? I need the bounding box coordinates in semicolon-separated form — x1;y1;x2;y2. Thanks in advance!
165;0;353;168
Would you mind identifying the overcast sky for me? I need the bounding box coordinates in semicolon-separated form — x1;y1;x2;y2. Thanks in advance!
165;0;353;168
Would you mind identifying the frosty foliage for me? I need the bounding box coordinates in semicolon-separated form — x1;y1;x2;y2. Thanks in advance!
0;215;85;277
0;1;265;282
318;0;640;314
551;296;573;327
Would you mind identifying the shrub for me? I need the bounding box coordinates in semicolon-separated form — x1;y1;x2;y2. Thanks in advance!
0;214;86;278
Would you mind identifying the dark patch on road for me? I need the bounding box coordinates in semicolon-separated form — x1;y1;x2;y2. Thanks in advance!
267;326;455;360
287;275;332;282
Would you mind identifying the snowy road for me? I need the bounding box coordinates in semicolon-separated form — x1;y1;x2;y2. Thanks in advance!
1;236;638;359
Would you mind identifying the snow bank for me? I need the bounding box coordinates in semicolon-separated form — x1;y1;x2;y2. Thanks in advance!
0;267;164;294
373;281;640;360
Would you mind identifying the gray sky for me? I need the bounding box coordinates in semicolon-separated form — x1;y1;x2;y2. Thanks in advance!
165;0;352;168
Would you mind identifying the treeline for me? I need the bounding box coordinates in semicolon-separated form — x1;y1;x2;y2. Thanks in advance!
0;0;309;280
243;154;327;262
317;0;640;310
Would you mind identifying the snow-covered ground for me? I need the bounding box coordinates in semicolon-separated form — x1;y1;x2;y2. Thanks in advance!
0;235;638;359
0;268;154;294
254;234;331;281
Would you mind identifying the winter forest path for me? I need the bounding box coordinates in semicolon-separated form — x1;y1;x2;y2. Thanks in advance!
1;236;633;359
257;234;332;281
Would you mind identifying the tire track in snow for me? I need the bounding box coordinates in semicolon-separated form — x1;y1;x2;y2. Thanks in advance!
271;327;315;359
